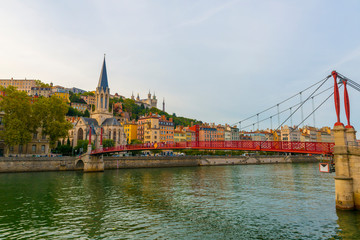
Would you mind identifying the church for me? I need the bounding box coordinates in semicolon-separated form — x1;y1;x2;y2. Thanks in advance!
72;57;126;149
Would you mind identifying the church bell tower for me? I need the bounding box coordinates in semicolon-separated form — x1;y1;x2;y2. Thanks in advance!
91;56;113;125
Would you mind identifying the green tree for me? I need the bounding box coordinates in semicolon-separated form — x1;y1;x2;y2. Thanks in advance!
34;80;51;88
74;140;94;154
33;96;73;148
103;139;115;148
0;86;35;148
83;109;90;117
130;139;142;145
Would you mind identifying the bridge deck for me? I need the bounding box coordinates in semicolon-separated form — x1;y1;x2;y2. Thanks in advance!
91;141;334;155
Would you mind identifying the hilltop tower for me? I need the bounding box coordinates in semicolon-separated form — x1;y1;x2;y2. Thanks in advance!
163;98;165;112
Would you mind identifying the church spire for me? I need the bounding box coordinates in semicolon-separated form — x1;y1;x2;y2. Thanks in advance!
98;55;109;91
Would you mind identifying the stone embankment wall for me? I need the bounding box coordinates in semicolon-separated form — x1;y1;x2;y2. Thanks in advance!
199;155;318;166
104;156;201;169
0;157;76;173
0;155;318;173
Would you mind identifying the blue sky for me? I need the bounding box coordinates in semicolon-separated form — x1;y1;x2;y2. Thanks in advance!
1;0;360;131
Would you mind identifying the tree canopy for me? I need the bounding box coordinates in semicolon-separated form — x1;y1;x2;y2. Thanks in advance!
32;96;73;147
0;87;72;149
0;86;34;146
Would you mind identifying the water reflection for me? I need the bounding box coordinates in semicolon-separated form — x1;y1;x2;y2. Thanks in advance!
336;210;360;239
0;163;358;239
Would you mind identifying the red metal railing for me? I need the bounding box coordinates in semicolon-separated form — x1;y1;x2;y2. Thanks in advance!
91;141;334;155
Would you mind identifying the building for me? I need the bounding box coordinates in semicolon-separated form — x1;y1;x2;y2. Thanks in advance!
81;94;96;106
137;114;160;143
159;115;174;143
301;126;317;142
52;85;68;93
280;125;301;142
199;124;217;141
131;91;158;109
66;87;87;94
137;114;173;144
70;102;88;113
188;125;200;142
225;124;240;141
123;120;138;144
317;127;334;142
0;78;37;94
30;87;52;97
216;125;225;141
53;92;70;103
72;57;126;149
174;126;186;142
184;127;196;142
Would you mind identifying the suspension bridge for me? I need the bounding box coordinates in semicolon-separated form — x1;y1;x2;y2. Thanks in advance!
90;70;358;156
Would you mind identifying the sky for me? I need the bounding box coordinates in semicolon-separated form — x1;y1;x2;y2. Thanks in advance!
1;0;360;131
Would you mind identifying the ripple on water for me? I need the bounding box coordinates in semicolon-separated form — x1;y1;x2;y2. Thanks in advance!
0;163;352;239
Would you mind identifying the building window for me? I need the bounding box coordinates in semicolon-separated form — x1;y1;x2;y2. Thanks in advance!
32;145;36;152
33;133;38;139
41;145;45;153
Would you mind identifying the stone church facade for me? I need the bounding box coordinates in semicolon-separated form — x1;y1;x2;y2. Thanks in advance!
72;57;126;149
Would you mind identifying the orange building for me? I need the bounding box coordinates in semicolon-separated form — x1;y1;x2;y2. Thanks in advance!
199;124;217;141
216;125;225;141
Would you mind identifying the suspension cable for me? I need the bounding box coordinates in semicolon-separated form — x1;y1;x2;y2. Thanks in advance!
239;84;334;130
232;75;332;126
274;75;331;131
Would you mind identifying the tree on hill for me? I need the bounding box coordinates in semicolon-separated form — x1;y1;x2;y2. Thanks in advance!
81;91;95;96
0;86;35;147
35;80;51;88
69;92;87;104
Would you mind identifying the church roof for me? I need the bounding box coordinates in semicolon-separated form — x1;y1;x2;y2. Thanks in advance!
97;56;109;91
102;117;121;126
82;117;99;127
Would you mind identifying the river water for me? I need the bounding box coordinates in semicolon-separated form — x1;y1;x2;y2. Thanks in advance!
0;163;360;239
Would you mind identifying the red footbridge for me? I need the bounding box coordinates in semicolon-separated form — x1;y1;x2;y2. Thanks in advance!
89;71;360;157
91;140;334;155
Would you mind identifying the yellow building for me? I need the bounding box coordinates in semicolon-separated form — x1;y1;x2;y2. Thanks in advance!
185;128;195;142
137;114;174;144
123;120;138;144
53;92;70;103
174;126;187;142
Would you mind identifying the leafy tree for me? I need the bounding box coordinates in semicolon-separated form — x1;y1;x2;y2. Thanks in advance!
74;140;94;154
33;96;73;148
54;144;73;156
0;86;35;148
35;80;51;88
81;91;95;96
69;92;86;104
103;139;115;148
130;139;142;144
84;109;90;117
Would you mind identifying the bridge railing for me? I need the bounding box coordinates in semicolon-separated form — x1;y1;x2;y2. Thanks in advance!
91;140;334;155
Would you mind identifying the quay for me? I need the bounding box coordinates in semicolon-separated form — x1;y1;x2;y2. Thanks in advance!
0;155;320;173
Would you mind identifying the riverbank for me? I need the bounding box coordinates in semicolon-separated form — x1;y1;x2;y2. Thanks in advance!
0;155;321;173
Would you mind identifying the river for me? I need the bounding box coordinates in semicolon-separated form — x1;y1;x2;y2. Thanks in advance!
0;163;360;239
